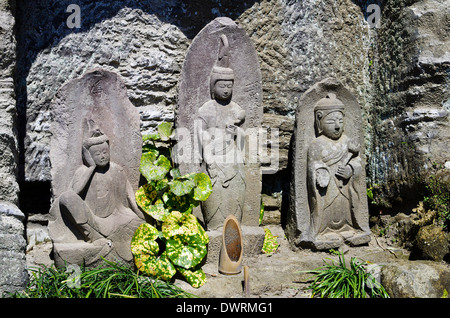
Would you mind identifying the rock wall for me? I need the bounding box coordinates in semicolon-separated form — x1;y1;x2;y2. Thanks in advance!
0;0;28;296
366;0;450;207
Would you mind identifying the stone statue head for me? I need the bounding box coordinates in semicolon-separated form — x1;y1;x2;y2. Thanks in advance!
211;75;234;101
314;93;345;140
83;119;110;168
210;34;234;101
87;141;110;168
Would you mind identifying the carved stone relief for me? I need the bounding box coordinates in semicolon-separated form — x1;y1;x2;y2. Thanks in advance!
48;69;145;266
287;78;371;250
175;17;263;229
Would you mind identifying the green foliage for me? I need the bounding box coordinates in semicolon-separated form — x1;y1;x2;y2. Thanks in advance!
166;234;207;268
188;172;213;201
140;152;171;183
303;252;390;298
423;173;450;229
8;258;196;298
131;223;176;281
366;184;381;206
177;266;207;289
132;123;212;288
157;122;174;141
259;201;264;225
366;187;374;202
261;228;279;256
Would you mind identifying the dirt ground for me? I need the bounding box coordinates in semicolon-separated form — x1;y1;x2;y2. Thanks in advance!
175;225;409;298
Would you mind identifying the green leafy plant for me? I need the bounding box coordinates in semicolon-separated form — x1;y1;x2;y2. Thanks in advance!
259;201;264;225
366;183;381;206
423;173;450;229
131;122;212;288
367;187;374;202
8;258;195;298
302;252;389;298
261;228;279;256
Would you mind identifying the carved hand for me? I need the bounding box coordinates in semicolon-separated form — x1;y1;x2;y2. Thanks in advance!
235;109;246;125
82;146;96;167
226;123;237;135
336;165;352;180
315;168;330;188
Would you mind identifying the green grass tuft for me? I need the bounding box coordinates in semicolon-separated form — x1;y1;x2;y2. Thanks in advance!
8;258;196;298
302;252;390;298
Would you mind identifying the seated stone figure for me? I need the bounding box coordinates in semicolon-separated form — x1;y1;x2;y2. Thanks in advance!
49;120;144;266
307;93;370;249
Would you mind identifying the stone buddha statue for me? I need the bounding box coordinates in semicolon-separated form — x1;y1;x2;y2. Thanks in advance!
49;119;145;265
196;34;246;230
307;93;370;249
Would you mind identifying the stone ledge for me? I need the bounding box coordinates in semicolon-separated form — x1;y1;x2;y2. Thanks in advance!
0;201;24;221
205;225;265;265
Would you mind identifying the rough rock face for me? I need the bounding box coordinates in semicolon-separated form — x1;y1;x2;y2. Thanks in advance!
0;0;19;205
239;0;372;116
366;0;450;206
381;260;450;298
0;202;28;296
0;0;28;295
412;224;450;262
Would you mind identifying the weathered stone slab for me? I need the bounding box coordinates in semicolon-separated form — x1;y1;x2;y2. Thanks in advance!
175;17;263;229
48;69;145;267
286;78;370;250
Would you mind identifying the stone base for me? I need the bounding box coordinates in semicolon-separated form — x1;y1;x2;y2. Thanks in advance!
307;228;372;251
205;226;265;265
51;239;136;268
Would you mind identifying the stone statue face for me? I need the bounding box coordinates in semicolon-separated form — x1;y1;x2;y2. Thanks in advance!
213;80;233;101
88;142;110;168
319;111;344;140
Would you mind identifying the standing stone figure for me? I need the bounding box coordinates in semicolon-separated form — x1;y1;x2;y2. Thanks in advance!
196;34;246;230
48;69;144;266
307;93;369;248
175;17;263;229
286;78;370;250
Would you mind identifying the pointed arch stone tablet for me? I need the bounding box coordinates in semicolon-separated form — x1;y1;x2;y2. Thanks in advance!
175;17;263;229
286;78;371;250
48;69;145;266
